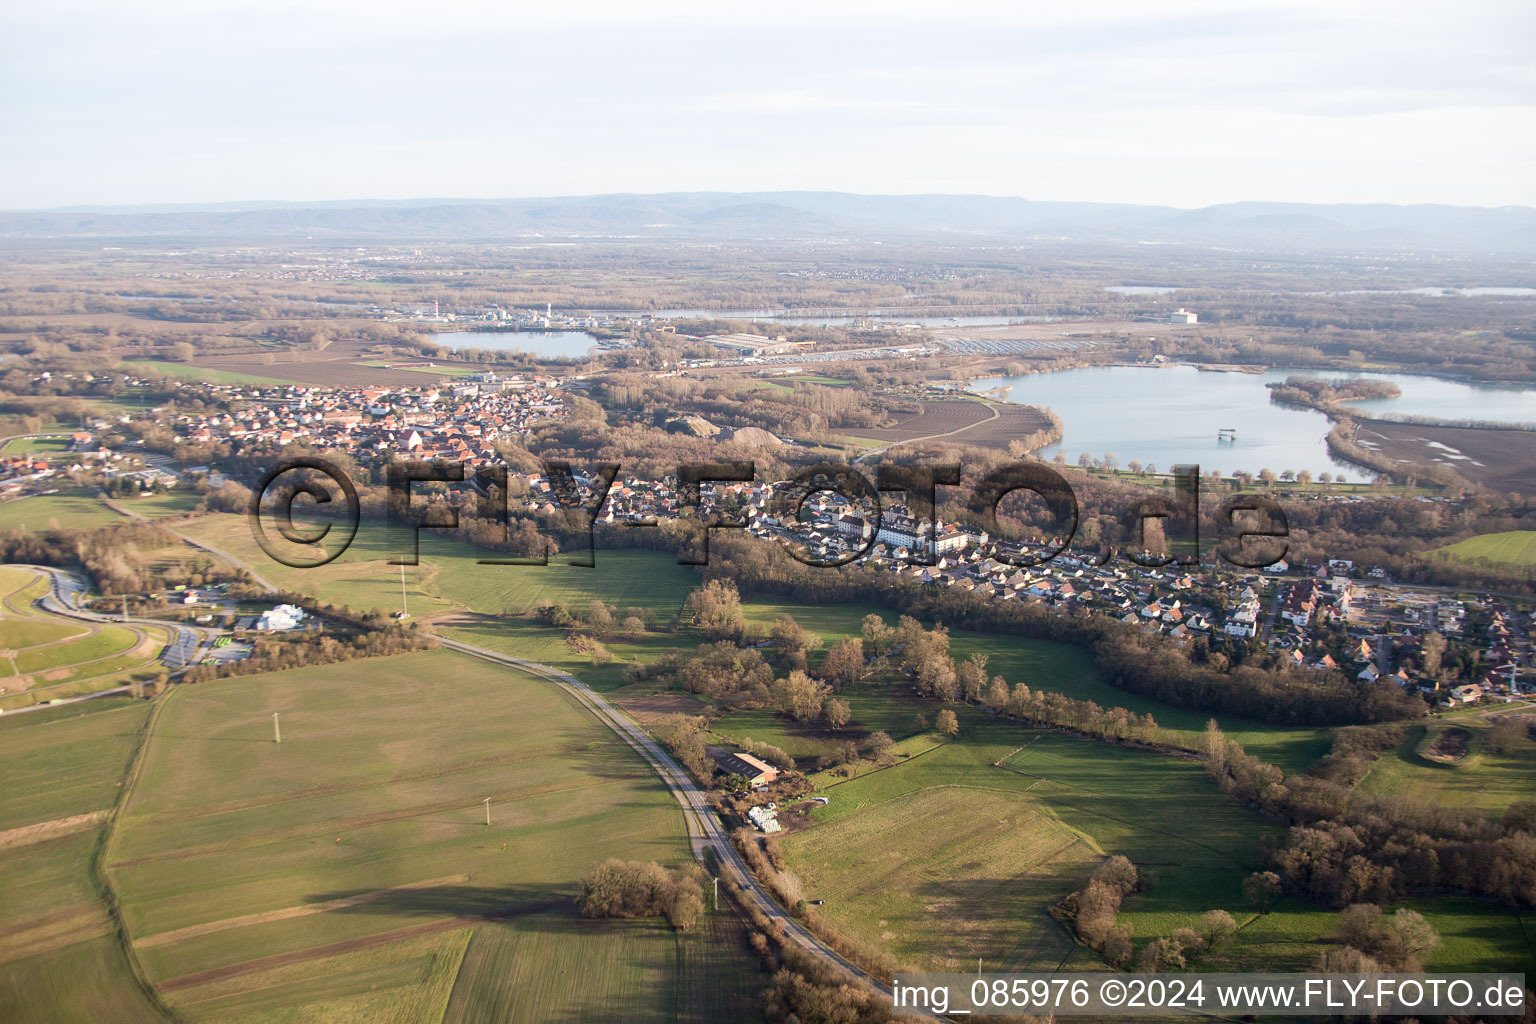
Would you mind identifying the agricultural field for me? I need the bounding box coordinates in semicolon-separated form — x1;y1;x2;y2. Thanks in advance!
1428;530;1536;569
0;484;128;532
0;697;167;1024
106;649;762;1022
179;513;705;690
781;712;1274;972
1355;422;1536;497
125;360;292;387
855;399;1054;451
120;516;1329;770
1356;718;1536;811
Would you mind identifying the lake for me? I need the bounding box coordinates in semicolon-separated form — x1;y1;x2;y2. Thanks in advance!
971;365;1536;479
433;330;597;359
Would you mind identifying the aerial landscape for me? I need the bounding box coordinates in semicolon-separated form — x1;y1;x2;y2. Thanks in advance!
1;1;1533;1022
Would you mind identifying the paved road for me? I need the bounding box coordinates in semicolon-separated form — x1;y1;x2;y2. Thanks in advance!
1;565;225;716
434;635;914;1012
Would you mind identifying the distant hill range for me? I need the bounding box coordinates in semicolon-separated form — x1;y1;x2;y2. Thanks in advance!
4;192;1534;251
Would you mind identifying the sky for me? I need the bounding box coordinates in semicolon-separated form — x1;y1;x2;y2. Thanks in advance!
2;0;1533;210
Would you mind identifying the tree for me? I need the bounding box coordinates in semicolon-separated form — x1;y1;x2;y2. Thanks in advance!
1243;870;1282;913
956;653;989;702
772;670;829;723
586;599;613;632
1200;909;1237;952
1093;855;1139;896
861;613;894;659
935;708;959;738
1421;631;1447;682
1137;936;1187;972
823;697;851;730
687;580;745;641
170;341;196;363
864;730;895;763
986;674;1011;712
820;637;865;689
771;614;820;670
1385;908;1441;971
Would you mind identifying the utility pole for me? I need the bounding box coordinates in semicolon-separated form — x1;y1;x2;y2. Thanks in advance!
712;876;718;912
400;562;408;619
273;712;281;744
483;797;492;826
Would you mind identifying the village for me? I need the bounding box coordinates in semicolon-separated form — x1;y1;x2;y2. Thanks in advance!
4;369;1531;712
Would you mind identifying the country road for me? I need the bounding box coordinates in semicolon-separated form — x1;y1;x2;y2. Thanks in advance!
1;564;221;716
104;532;913;1007
434;635;913;1010
97;494;284;592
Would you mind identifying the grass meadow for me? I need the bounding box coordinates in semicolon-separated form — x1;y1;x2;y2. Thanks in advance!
780;712;1534;975
781;711;1275;973
1356;719;1536;811
0;484;128;532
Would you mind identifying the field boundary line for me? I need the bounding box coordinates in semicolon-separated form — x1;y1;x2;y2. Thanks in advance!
819;738;951;789
135;874;471;949
157;917;490;993
95;686;187;1023
994;760;1248;863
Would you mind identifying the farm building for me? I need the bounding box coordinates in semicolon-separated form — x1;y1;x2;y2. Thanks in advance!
710;750;780;787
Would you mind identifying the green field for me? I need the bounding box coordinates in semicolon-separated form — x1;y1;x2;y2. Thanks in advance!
106;649;761;1022
0;698;169;1024
1356;719;1536;810
780;713;1533;975
126;360;292;387
1;436;70;456
119;491;205;520
14;624;140;675
0;484;128;532
782;715;1275;971
1429;531;1536;568
1;614;89;650
178;513;1329;768
179;514;704;690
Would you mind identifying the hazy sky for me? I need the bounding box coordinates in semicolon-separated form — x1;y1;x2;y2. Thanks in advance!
3;0;1533;209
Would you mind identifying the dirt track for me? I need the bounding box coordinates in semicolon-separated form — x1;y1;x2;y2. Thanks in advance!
0;810;110;850
861;399;1053;450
